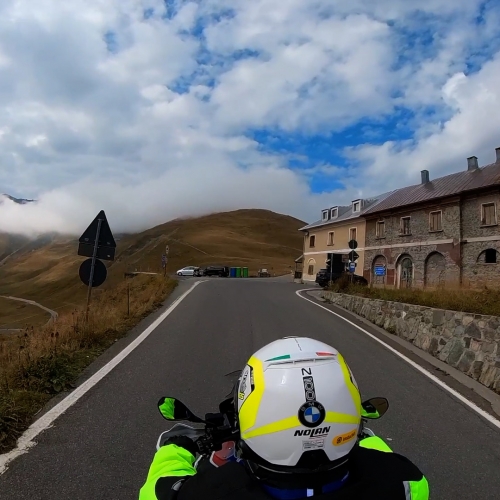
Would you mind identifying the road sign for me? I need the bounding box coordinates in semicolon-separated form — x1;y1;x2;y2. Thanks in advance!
79;258;107;287
349;250;359;261
165;245;169;255
78;210;116;261
349;262;356;273
348;239;358;250
374;265;386;276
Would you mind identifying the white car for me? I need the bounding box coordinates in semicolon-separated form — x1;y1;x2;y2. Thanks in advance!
176;266;199;276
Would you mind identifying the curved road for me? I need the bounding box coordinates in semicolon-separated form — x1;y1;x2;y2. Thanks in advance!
0;279;499;499
0;295;58;325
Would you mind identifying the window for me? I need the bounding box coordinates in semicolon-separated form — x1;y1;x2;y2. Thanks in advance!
485;249;497;264
481;202;497;226
349;227;357;241
308;264;314;275
352;200;361;213
322;210;329;221
309;235;316;247
376;221;385;238
400;217;411;235
330;207;338;219
327;231;334;246
429;211;442;232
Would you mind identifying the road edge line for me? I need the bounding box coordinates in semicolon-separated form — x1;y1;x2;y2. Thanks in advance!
296;288;500;430
0;280;205;474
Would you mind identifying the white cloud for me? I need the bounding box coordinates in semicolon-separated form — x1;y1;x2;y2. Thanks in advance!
0;0;500;236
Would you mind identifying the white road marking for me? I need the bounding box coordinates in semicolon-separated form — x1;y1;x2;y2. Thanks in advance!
296;289;500;430
0;281;205;474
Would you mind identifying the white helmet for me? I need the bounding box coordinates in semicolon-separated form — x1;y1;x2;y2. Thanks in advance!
236;337;362;479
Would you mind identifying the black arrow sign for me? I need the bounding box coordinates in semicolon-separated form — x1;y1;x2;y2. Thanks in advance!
78;210;116;261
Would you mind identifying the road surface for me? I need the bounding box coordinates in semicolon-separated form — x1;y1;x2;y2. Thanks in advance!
0;279;499;499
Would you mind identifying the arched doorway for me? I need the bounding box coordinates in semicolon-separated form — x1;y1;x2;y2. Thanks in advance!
425;252;446;287
397;254;413;288
372;255;387;285
477;248;499;264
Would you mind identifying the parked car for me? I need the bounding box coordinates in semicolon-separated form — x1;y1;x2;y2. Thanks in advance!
176;266;200;276
203;266;229;277
258;268;271;277
315;268;368;288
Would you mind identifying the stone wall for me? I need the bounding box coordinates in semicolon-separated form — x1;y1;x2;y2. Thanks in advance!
322;291;500;393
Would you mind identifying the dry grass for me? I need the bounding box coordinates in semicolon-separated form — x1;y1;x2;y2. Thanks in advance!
0;274;177;453
328;281;500;316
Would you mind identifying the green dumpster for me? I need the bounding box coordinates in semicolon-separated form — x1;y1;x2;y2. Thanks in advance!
236;267;242;278
242;267;249;278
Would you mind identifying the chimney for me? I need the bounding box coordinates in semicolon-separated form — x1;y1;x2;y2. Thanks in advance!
421;170;430;184
496;147;500;163
467;156;478;171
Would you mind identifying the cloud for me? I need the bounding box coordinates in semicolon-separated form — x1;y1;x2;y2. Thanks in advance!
0;0;500;236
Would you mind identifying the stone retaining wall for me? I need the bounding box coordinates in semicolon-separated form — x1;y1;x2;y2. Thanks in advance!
322;291;500;393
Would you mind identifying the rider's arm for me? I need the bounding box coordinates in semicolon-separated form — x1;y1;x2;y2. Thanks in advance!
138;442;197;500
359;436;429;499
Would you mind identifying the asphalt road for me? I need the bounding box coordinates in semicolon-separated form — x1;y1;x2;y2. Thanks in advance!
1;278;500;499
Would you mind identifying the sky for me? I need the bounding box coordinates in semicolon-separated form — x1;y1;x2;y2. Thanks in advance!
1;0;500;235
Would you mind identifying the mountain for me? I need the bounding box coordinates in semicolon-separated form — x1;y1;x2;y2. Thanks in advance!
0;209;305;316
0;194;36;204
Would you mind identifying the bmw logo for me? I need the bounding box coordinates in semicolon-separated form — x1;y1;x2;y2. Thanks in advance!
298;401;326;428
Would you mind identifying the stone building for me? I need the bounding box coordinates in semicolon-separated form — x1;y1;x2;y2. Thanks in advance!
298;193;392;283
362;149;500;288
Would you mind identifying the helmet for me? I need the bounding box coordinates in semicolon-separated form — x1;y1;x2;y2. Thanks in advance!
235;337;362;483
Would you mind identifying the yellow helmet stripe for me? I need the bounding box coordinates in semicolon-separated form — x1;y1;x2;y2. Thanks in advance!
242;412;360;440
238;356;265;434
242;415;300;440
337;353;362;414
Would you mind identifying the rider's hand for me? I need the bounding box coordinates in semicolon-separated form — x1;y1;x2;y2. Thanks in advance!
163;435;198;456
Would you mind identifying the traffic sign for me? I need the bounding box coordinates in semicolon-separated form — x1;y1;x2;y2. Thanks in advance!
348;262;356;273
78;210;116;261
374;265;386;276
165;245;169;255
348;239;358;250
349;250;359;261
79;258;107;287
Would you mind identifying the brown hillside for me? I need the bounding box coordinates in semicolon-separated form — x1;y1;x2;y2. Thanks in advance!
0;209;305;317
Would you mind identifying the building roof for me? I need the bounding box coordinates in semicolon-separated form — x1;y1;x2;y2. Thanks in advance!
299;191;395;231
364;160;500;216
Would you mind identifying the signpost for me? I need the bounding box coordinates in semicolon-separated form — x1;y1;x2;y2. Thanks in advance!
163;245;170;276
325;253;333;286
78;210;116;320
347;239;358;284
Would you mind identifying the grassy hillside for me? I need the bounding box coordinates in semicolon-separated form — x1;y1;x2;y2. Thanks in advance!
0;209;304;318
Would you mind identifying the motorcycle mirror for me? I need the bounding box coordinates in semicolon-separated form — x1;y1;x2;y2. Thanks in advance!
157;397;205;423
361;397;389;419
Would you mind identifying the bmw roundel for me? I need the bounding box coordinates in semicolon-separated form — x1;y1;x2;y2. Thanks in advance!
298;401;326;428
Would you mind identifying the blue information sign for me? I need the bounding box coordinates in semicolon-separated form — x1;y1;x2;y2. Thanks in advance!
374;265;386;276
